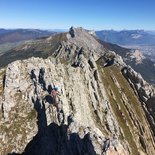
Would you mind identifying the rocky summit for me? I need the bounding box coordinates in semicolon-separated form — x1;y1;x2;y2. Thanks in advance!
0;27;155;155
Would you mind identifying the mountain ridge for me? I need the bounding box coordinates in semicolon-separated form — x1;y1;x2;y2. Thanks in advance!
96;30;155;46
94;38;155;86
95;29;155;63
0;27;155;155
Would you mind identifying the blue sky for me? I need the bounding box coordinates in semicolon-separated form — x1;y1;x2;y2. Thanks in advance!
0;0;155;30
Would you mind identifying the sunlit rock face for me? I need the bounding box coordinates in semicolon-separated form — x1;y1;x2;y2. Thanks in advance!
0;27;155;155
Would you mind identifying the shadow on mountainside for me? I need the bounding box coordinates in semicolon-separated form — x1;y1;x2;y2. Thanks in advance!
8;91;96;155
8;123;96;155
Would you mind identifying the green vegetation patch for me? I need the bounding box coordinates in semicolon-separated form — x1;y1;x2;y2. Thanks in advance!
0;33;68;68
0;42;22;54
0;105;37;154
97;64;139;155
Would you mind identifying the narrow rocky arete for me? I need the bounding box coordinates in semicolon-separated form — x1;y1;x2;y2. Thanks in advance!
0;27;155;155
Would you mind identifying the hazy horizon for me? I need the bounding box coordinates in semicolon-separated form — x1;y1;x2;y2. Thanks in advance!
0;27;155;32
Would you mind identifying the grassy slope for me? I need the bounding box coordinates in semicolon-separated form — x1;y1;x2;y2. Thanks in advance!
0;33;67;68
0;42;23;54
98;39;155;86
0;67;37;154
97;64;150;154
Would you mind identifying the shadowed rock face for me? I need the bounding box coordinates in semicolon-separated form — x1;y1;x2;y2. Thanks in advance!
8;94;97;155
10;97;97;155
0;27;155;155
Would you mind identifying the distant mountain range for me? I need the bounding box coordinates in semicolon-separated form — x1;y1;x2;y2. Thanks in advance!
96;30;155;62
0;28;55;44
97;39;155;86
3;29;154;46
0;28;56;55
95;30;155;46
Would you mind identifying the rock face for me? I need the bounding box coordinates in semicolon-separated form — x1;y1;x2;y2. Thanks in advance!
0;27;155;155
122;66;155;135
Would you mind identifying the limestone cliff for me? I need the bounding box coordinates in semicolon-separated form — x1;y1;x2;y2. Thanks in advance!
0;27;155;155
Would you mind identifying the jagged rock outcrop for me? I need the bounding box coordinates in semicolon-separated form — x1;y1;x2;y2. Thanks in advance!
0;27;155;155
122;66;155;135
